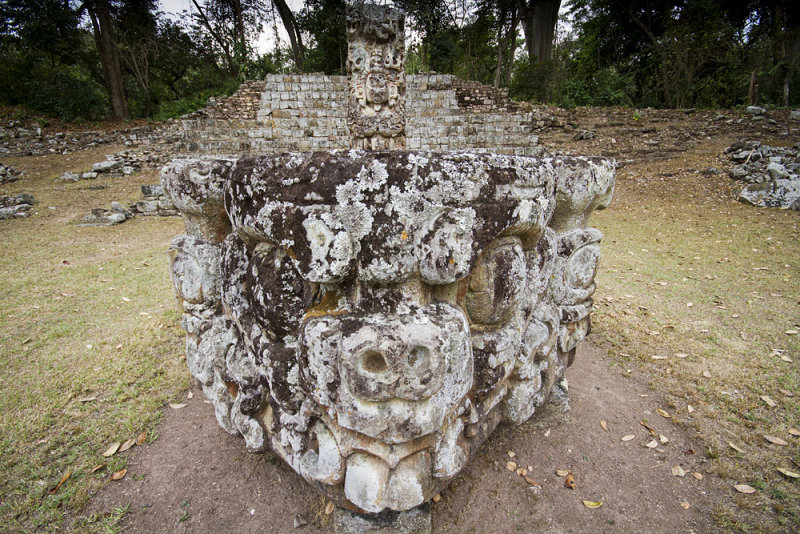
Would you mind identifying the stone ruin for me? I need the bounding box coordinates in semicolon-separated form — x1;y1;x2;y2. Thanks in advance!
724;139;800;210
163;4;614;531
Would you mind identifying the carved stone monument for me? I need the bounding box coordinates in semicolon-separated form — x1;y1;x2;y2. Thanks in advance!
163;4;614;532
347;4;405;150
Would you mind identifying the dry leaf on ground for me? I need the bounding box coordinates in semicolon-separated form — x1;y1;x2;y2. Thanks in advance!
506;461;517;471
692;472;703;480
135;431;147;446
102;442;121;458
48;470;72;494
111;468;127;481
169;403;187;409
89;464;105;474
119;438;136;452
645;440;658;449
729;442;744;453
556;469;570;477
764;435;788;446
680;501;690;510
671;465;686;477
776;468;799;478
734;484;756;494
789;428;800;437
621;434;635;442
657;408;671;418
760;395;777;407
564;473;576;489
325;501;335;514
582;500;603;509
600;420;608;431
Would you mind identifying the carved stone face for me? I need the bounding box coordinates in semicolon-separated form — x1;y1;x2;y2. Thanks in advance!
162;151;614;514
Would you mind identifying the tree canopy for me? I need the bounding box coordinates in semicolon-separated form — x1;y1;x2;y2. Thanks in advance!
0;0;796;120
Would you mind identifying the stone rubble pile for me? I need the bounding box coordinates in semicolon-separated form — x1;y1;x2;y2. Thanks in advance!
81;201;132;225
1;120;181;157
724;139;800;209
130;184;177;216
60;148;173;182
0;163;21;184
0;192;34;219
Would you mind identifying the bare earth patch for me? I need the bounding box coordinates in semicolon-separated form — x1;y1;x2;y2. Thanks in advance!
85;342;727;533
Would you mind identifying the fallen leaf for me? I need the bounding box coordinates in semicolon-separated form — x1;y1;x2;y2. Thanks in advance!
674;353;689;358
48;470;72;494
687;405;694;413
786;330;798;335
135;431;147;446
564;473;576;489
506;461;517;472
729;442;744;453
78;396;96;403
640;421;656;434
645;440;658;449
659;434;669;444
122;297;131;302
680;501;690;510
524;476;540;486
621;434;635;442
169;403;187;409
556;469;570;477
702;370;712;378
119;438;136;453
764;435;788;446
652;355;667;360
582;500;603;509
111;468;127;481
507;450;516;458
776;468;800;479
116;343;123;350
102;442;121;458
789;428;800;437
90;464;105;474
781;355;793;363
734;484;756;494
692;472;703;480
431;493;441;503
760;395;777;407
672;465;686;477
657;408;671;418
778;389;794;397
600;420;608;431
325;501;335;514
187;391;194;399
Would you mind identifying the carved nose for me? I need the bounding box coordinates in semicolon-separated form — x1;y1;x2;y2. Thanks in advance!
342;325;444;402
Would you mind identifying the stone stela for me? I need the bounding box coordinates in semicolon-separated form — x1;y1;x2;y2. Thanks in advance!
347;4;406;150
162;4;615;532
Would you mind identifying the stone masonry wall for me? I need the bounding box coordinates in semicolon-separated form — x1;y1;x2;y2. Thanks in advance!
181;73;543;156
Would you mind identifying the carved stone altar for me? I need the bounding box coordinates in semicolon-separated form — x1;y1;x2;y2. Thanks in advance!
163;4;614;531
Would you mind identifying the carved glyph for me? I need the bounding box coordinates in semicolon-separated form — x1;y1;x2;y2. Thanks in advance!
162;151;614;514
347;4;406;150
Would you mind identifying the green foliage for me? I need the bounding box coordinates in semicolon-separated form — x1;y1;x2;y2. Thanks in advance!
151;77;240;121
297;0;347;75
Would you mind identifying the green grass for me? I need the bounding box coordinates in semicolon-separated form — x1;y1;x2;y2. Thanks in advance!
0;149;190;532
589;141;800;531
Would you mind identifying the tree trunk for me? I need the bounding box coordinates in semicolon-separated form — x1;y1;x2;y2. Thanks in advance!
272;0;305;69
748;70;757;105
517;0;561;64
88;1;129;120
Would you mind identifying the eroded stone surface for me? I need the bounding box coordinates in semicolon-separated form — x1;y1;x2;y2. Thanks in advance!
163;150;614;515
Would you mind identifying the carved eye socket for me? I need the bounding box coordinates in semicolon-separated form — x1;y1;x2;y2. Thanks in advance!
465;239;526;326
566;245;600;289
360;350;388;374
406;346;430;369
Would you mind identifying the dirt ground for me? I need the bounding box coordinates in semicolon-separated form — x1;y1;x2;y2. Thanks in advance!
87;341;728;534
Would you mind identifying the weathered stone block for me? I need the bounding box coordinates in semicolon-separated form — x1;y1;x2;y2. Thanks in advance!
163;150;614;517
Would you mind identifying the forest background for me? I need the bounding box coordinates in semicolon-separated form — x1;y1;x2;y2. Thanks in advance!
0;0;798;122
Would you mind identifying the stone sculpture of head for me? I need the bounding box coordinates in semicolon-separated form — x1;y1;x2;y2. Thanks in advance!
162;151;614;514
